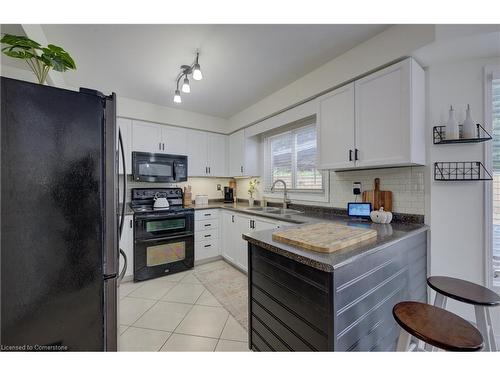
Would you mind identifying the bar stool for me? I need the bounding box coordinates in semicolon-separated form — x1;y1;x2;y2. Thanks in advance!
393;301;484;352
427;276;500;351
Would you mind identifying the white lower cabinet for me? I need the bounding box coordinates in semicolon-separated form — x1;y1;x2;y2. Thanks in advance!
221;211;283;273
119;215;134;279
194;209;221;262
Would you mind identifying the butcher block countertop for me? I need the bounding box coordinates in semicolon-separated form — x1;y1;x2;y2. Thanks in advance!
243;216;428;272
272;223;378;253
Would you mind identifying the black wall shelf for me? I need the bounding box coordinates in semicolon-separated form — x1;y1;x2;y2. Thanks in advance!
434;162;492;181
433;124;492;144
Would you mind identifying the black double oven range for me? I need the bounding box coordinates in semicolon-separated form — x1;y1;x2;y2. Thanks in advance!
131;188;194;282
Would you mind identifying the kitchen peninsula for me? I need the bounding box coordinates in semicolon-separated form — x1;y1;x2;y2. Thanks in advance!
243;217;428;351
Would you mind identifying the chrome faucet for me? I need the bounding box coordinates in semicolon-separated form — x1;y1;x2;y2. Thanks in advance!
271;179;291;209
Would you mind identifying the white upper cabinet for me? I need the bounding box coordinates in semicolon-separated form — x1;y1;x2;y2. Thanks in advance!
132;120;163;153
316;58;425;170
186;130;228;177
187;129;209;176
207;133;227;176
162;126;187;155
316;83;355;170
354;58;424;168
132;120;188;155
228;129;259;177
117;117;132;175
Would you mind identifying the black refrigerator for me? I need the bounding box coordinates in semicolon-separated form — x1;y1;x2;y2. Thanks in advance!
0;77;126;351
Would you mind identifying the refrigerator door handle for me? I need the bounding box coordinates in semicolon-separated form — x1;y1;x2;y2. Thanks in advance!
118;129;126;237
118;248;127;285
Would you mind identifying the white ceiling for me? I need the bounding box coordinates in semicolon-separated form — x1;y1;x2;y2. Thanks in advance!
5;24;389;118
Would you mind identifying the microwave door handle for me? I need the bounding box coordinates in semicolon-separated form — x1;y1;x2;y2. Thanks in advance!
118;129;126;237
172;161;177;181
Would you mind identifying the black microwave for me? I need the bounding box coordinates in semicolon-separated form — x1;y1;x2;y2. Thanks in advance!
132;152;188;183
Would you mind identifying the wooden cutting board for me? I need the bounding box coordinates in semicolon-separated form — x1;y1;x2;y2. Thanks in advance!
362;178;392;211
272;222;377;253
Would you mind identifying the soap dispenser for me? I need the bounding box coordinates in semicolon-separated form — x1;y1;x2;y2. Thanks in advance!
445;105;459;140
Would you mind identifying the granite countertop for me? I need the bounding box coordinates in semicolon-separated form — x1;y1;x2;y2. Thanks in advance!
122;200;428;272
242;216;428;273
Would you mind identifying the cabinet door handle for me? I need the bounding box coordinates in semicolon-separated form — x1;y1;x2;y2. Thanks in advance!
231;215;234;223
204;213;211;217
355;149;359;161
204;223;211;227
204;234;211;238
204;244;212;248
159;142;162;150
163;143;165;150
208;167;211;174
349;149;353;161
130;219;132;229
240;166;243;173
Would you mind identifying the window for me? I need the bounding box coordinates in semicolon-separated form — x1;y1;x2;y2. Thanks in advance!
264;121;324;192
489;68;500;289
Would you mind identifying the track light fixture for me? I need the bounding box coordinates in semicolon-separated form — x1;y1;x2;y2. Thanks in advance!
173;51;202;104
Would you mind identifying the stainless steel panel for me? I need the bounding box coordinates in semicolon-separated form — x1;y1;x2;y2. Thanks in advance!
104;93;118;276
104;277;117;351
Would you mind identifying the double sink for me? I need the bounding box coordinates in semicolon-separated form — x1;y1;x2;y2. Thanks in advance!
244;206;304;216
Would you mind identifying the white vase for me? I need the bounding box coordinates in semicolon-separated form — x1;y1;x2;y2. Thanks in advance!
446;105;460;140
462;104;476;139
248;197;254;207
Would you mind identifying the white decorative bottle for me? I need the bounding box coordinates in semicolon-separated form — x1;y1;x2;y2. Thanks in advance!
445;105;460;140
462;104;476;139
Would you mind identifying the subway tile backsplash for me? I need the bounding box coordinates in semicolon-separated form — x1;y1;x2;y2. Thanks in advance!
330;166;425;215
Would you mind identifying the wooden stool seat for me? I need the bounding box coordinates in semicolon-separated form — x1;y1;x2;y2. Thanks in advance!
393;301;483;351
427;276;500;306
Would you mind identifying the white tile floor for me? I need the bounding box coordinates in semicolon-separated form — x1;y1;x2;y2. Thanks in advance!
119;264;250;352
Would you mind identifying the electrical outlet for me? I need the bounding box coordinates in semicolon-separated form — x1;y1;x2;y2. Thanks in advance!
217;184;221;191
353;182;361;195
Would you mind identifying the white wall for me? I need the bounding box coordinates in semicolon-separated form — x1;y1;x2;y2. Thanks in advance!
227;25;435;132
427;56;500;324
117;97;229;134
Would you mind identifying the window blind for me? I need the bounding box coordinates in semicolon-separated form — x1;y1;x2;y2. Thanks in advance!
264;123;323;191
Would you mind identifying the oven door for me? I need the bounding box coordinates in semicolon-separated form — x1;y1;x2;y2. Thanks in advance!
135;213;194;240
132;152;174;182
134;234;194;281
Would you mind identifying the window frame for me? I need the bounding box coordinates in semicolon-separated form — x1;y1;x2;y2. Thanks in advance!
484;64;500;292
262;117;330;203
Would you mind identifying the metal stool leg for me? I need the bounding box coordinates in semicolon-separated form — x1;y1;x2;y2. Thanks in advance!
396;328;412;351
485;308;497;352
425;292;447;351
474;306;490;351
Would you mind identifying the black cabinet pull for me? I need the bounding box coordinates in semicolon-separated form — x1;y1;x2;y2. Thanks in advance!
231;215;234;223
240;166;243;173
355;149;359;161
250;220;255;229
163;143;165;150
159;142;161;150
208;167;211;174
204;223;211;227
204;234;211;238
349;149;353;161
204;213;211;216
204;244;211;248
130;219;132;228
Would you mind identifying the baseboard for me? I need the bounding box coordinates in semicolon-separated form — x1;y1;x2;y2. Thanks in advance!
194;255;223;266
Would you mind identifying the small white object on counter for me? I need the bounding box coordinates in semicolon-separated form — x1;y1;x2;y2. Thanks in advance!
370;207;393;224
195;194;209;206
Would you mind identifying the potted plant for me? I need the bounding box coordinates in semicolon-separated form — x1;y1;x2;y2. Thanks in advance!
247;178;260;207
1;34;76;85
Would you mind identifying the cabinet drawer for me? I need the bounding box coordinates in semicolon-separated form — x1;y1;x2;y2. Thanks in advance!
195;238;219;260
195;209;219;220
195;229;218;242
195;218;219;231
